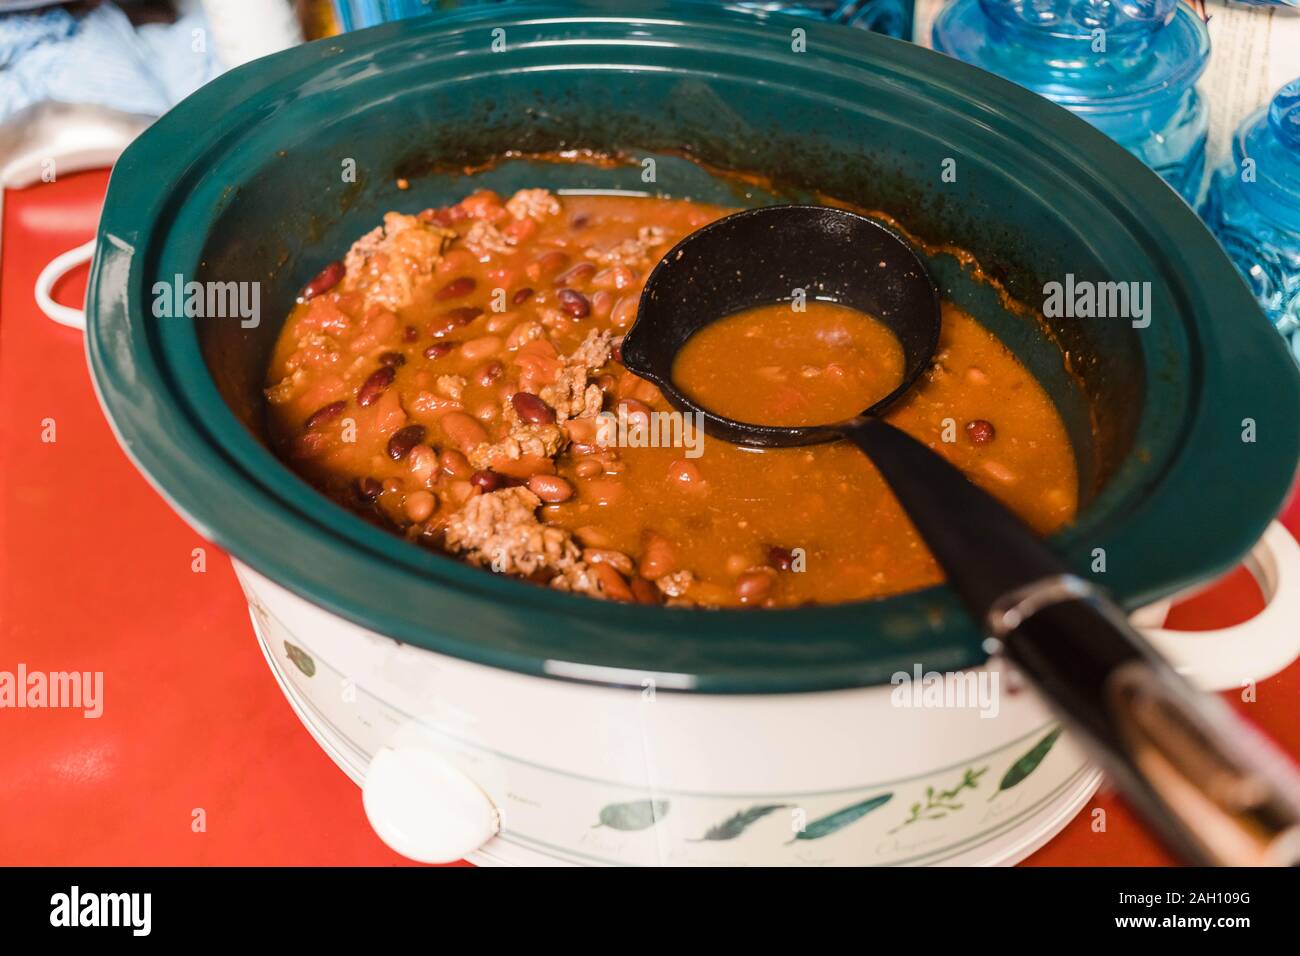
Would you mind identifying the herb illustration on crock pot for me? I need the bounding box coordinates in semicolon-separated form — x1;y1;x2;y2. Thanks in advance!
988;728;1063;802
689;804;791;842
788;793;894;844
593;800;670;832
264;188;1077;608
889;766;988;833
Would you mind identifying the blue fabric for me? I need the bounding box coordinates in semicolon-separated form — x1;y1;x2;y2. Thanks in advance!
0;2;223;122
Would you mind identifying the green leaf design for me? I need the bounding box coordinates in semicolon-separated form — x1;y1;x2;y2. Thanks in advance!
787;793;892;844
594;800;669;831
689;804;789;842
889;766;987;832
283;641;316;678
989;728;1062;800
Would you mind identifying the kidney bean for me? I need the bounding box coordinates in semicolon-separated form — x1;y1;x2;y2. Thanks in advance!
485;311;515;334
440;449;471;478
492;455;553;480
638;531;676;580
591;290;613;320
511;391;556;424
610;297;637;330
387;424;427;461
528;474;574;504
424;341;457;360
471;469;503;493
304;400;346;429
574;458;602;479
583;548;636;576
617;398;652;427
591;562;634;602
735;570;774;604
355;476;382;502
575;525;612;548
460;335;502;362
403;325;418;343
512;286;535;305
612;338;624;364
431;306;483;338
966;419;996;444
435;276;476;300
557;288;592;319
474;361;504;387
570;213;590;229
378;351;406;368
300;260;344;301
441;411;489;451
565;417;598;444
667;458;704;489
357;366;396;407
408;445;438;484
767;546;795;571
475;402;499;424
630;576;661;605
527;250;570;281
403;490;437;523
555;262;596;287
506;321;543;350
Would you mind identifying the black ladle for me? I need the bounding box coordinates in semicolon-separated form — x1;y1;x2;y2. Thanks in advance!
623;204;1300;866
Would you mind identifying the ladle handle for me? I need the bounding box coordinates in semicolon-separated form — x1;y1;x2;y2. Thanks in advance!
841;416;1300;866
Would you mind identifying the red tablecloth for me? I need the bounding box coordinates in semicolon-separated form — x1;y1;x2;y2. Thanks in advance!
2;169;1296;866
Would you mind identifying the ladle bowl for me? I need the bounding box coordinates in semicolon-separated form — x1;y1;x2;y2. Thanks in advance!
622;204;939;446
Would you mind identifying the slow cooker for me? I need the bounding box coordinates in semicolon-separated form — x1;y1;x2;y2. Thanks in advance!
85;2;1300;865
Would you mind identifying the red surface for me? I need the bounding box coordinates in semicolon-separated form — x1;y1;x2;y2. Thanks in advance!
2;169;1297;867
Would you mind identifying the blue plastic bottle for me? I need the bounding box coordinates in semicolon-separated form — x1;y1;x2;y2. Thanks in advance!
932;0;1210;203
1201;80;1300;360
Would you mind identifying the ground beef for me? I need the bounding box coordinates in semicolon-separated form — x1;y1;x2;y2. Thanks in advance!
443;487;601;596
342;212;454;311
467;402;566;469
463;220;513;259
506;188;561;221
656;570;695;597
436;375;467;401
583;225;669;267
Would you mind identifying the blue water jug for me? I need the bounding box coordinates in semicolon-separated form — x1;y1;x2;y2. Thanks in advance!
932;0;1210;203
1201;80;1300;360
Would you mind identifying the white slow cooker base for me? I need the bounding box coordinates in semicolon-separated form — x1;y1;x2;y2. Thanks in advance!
252;613;1100;867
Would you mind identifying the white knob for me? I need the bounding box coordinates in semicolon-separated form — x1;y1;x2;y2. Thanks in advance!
363;747;498;864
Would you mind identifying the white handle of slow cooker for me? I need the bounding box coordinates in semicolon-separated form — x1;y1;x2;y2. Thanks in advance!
1133;521;1300;692
34;239;95;330
362;742;500;864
